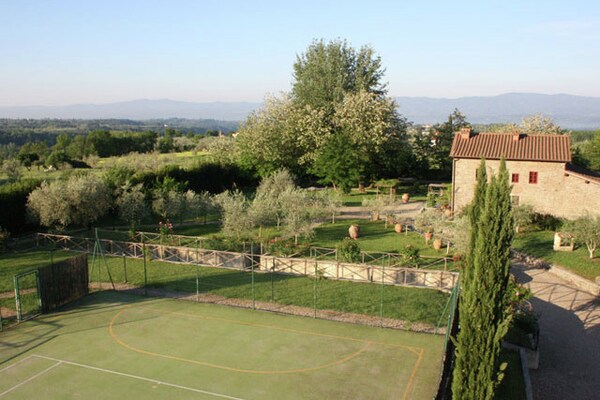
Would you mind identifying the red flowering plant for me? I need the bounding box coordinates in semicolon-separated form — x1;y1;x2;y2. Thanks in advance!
157;219;174;244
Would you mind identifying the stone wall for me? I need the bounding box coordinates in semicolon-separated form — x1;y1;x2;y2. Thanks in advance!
259;255;458;291
452;158;600;218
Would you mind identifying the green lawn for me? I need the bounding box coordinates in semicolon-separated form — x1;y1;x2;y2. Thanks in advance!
0;291;445;400
313;219;454;264
494;349;527;400
100;256;451;326
0;248;451;327
513;230;600;280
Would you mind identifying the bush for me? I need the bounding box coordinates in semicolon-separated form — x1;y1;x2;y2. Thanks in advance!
399;244;420;267
426;192;437;207
0;179;42;233
532;212;563;231
268;237;310;257
336;237;361;263
0;226;9;252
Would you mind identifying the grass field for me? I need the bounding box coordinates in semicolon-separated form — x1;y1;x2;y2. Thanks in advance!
513;230;600;280
0;291;445;399
0;248;451;329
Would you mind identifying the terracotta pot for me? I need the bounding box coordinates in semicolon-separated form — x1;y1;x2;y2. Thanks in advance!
433;237;443;250
349;224;360;240
424;232;433;243
394;223;403;234
402;193;410;203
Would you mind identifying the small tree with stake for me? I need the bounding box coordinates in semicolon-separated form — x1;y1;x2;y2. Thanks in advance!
564;215;600;259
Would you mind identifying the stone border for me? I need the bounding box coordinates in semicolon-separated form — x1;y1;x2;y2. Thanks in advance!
511;250;600;296
519;348;534;400
547;264;600;296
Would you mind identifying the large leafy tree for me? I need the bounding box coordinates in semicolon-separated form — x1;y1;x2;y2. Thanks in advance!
452;158;515;399
581;132;600;172
235;95;329;176
236;39;411;182
311;131;362;192
430;109;471;177
292;38;387;114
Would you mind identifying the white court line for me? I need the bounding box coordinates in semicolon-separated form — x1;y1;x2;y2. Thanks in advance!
0;361;61;398
31;355;246;400
0;356;33;374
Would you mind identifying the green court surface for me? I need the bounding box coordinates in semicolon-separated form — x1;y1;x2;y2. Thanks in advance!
0;291;445;399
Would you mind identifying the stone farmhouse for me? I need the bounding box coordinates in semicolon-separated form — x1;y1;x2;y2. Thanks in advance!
449;128;600;219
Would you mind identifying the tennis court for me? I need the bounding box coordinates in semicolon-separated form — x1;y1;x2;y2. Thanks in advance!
0;291;445;399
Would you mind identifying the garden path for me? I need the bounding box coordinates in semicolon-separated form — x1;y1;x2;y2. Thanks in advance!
512;264;600;400
337;201;425;220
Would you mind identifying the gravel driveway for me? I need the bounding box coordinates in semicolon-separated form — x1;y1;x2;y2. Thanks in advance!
512;265;600;400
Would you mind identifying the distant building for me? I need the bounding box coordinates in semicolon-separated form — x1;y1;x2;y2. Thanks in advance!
450;128;600;219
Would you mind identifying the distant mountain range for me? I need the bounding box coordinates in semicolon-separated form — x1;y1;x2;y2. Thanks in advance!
0;99;259;121
1;93;599;129
395;93;600;129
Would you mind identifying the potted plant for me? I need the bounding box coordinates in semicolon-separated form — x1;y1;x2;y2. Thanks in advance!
348;224;360;240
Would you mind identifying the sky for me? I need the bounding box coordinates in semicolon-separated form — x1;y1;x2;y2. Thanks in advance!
1;0;599;106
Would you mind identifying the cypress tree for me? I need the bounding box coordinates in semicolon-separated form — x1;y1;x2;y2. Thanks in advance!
452;158;514;399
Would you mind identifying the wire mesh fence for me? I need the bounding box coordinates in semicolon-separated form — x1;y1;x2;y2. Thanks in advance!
13;270;41;322
36;232;458;333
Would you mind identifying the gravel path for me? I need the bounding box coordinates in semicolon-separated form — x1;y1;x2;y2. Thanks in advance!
512;265;600;400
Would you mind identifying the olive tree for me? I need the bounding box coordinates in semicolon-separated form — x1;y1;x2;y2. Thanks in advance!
27;174;111;230
213;190;253;240
115;182;148;234
564;215;600;258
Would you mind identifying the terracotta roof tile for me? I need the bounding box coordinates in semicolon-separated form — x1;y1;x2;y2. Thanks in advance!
450;132;571;162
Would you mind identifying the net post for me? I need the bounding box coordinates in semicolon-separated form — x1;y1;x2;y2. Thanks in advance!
380;258;385;327
196;239;200;302
142;237;147;296
251;242;255;310
313;253;317;319
123;254;128;283
14;275;21;322
35;270;42;312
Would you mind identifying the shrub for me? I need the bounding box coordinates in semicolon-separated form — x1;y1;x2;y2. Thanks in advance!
336;237;361;263
268;237;310;257
399;244;420;267
0;179;42;233
532;212;562;231
426;192;437;207
0;226;9;252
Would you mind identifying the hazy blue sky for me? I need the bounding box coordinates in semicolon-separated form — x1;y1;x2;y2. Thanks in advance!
1;0;599;106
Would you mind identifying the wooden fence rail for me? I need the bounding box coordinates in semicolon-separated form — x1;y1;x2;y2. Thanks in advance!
37;233;458;292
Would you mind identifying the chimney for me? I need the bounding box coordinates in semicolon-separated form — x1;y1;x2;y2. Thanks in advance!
459;127;472;140
511;127;521;142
